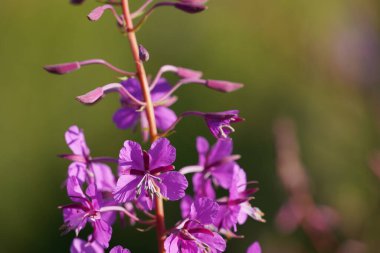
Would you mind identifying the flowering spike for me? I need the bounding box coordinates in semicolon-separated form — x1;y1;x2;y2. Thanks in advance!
206;79;244;93
44;62;80;75
76;87;104;104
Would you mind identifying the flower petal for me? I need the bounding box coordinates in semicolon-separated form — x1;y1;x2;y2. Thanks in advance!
180;195;193;219
192;173;215;199
91;163;116;192
154;107;177;131
194;231;226;252
113;107;139;130
93;219;112;248
164;234;180;253
151;78;172;101
208;138;233;165
65;125;90;156
190;197;219;225
119;140;145;171
68;162;87;185
113;175;141;203
67;176;87;203
148;138;176;169
196;136;209;166
247;242;261;253
159;172;188;201
211;162;236;189
110;245;131;253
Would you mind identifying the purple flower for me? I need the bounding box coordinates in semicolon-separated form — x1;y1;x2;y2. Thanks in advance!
247;242;261;253
70;237;103;253
214;167;265;232
109;246;131;253
113;78;177;141
165;198;226;253
62;126;115;192
60;177;114;248
113;138;188;210
181;137;239;199
203;110;243;139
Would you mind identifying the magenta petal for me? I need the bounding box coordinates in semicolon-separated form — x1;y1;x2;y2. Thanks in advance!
190;197;219;225
206;79;244;93
110;245;131;253
113;175;141;203
113;107;139;130
92;219;112;248
211;162;235;189
67;176;87;203
194;231;226;252
68;162;87;185
119;140;144;171
159;172;188;201
91;163;115;192
208;138;233;164
192;173;215;199
148;138;176;169
164;234;180;253
247;242;262;253
70;238;103;253
65;125;90;156
154;107;177;131
196;136;209;165
180;195;193;219
150;78;172;101
44;62;80;75
214;205;240;230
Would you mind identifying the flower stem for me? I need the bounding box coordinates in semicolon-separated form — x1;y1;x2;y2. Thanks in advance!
120;1;166;252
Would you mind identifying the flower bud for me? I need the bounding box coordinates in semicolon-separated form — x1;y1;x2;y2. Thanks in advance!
76;87;104;104
177;67;203;79
174;3;207;14
88;5;109;21
70;0;85;5
206;80;244;92
44;62;80;75
139;44;150;62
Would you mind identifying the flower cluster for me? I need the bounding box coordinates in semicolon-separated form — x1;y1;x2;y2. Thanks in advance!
47;0;263;252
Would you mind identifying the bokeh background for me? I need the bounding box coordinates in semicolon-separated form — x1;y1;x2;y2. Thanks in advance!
1;0;380;252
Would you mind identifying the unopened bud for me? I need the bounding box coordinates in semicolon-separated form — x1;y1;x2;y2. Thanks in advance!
76;87;104;104
177;67;203;79
206;80;244;92
139;44;150;62
174;3;207;14
44;62;80;75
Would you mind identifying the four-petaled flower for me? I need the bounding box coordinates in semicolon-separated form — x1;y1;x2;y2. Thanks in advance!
165;198;226;253
214;166;265;232
63;125;115;192
113;78;177;141
181;137;239;199
113;138;188;210
60;177;114;248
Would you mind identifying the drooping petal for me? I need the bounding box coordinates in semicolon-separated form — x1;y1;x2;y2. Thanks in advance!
68;162;87;185
113;175;141;203
63;207;87;232
158;172;188;201
190;197;219;225
91;163;116;192
247;242;261;253
65;125;90;156
92;219;112;248
109;245;131;253
148;138;176;169
164;234;180;253
192;173;215;199
119;140;145;171
113;107;140;130
196;136;209;166
154;107;177;131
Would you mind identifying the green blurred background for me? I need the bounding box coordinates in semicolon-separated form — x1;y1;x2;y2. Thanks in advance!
1;0;380;252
